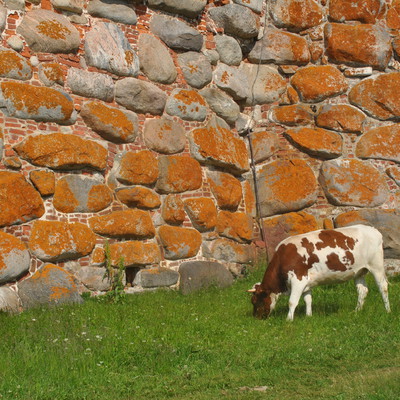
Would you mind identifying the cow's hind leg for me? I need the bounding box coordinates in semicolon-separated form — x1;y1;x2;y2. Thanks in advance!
371;272;391;313
303;290;312;316
354;275;368;311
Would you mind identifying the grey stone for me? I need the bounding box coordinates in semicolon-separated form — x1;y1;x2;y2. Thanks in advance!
85;22;139;77
0;287;20;313
213;63;251;101
147;0;207;18
0;233;30;284
335;209;400;259
87;0;137;25
166;88;207;121
115;78;167;115
17;10;80;53
233;0;263;13
203;49;219;65
179;261;234;294
4;0;24;11
69;14;88;25
178;51;212;89
138;34;177;84
76;267;111;292
215;35;242;66
200;87;240;125
51;0;84;13
202;238;254;264
143;117;186;154
240;63;287;106
81;101;139;143
18;264;83;309
150;14;203;52
134;267;179;288
0;6;7;34
67;68;114;102
208;4;259;39
0;49;32;80
7;36;24;52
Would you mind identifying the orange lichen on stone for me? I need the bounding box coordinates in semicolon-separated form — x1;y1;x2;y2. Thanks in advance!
161;194;186;225
108;241;161;267
0;231;28;272
50;286;72;300
269;105;314;126
53;179;79;213
183;197;218;231
42;62;64;83
37;19;71;39
0;50;30;77
89;209;156;239
116;186;161;209
216;211;254;243
158;225;202;260
173;89;206;106
387;0;400;29
243;180;256;218
0;171;45;227
125;50;135;66
29;170;55;196
329;0;386;23
208;172;243;210
118;150;158;186
86;185;113;212
1;81;74;121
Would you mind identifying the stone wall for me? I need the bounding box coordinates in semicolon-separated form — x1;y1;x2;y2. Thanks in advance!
0;0;400;310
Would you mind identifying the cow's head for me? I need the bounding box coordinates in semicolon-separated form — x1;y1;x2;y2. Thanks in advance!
248;283;274;319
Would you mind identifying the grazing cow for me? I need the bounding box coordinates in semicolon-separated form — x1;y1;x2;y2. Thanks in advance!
249;225;390;320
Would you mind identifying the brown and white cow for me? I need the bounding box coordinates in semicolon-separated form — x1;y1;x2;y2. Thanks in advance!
249;225;390;321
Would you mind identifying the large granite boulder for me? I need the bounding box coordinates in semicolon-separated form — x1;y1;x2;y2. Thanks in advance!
184;197;218;232
178;52;212;89
87;0;137;25
207;171;243;210
165;89;208;121
134;267;179;288
147;0;207;18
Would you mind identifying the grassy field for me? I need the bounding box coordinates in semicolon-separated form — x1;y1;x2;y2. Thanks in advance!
1;266;400;400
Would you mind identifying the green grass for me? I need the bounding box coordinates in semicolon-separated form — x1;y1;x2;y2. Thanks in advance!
1;267;400;400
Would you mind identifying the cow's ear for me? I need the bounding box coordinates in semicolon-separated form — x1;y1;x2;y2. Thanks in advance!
247;282;261;293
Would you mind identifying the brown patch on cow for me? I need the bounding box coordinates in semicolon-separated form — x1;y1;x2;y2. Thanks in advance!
326;252;347;271
315;230;356;251
301;238;320;268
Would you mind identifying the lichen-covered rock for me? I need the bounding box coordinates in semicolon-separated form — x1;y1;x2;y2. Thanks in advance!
115;150;159;186
200;87;240;125
84;22;139;77
256;159;319;217
179;261;234;294
178;52;212;89
270;0;324;32
87;0;137;25
29;169;55;196
213;63;251;101
18;264;83;309
216;210;253;243
0;287;20;313
262;211;319;259
81;101;138;144
115;78;167;115
138;34;177;84
162;194;186;225
348;73;400;120
143;117;186;154
147;0;207;18
291;65;348;103
53;175;113;213
0;172;45;227
315;104;366;134
356;124;400;163
319;158;389;207
284;127;343;159
0;81;76;124
387;166;400;186
325;23;392;70
329;0;386;23
156;155;202;194
17;10;80;53
269;105;314;126
0;49;32;80
150;14;203;51
134;267;179;288
109;241;161;267
158;225;202;260
29;221;96;262
202;238;254;264
14;133;108;171
38;62;64;87
207;171;243;210
165;89;207;121
208;4;259;39
335;208;400;258
387;0;400;29
250;130;279;163
189;116;250;175
66;68;114;102
241;63;287;106
89;209;156;239
215;35;242;66
116;186;161;209
183;197;217;232
0;232;30;284
248;27;310;65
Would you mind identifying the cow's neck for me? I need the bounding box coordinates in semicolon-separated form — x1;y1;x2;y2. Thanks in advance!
260;252;287;295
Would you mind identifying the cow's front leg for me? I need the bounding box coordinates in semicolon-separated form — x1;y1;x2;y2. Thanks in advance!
287;284;305;321
303;290;312;316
